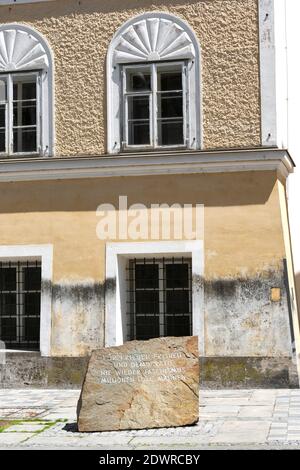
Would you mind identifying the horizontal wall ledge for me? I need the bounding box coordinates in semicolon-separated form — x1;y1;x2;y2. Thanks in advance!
0;148;294;182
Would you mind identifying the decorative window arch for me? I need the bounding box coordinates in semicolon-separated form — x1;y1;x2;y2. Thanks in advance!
107;12;201;154
0;24;53;157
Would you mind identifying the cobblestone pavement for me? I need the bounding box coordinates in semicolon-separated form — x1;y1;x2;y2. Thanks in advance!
1;389;300;449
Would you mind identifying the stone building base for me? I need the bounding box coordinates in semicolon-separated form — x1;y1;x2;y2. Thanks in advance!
0;353;298;389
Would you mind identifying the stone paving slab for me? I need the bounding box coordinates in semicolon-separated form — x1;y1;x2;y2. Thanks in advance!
1;389;300;448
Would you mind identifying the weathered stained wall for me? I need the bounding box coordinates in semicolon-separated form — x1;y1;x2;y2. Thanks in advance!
0;0;261;155
0;170;292;359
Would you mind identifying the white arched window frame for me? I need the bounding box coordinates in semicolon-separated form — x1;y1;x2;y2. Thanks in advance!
107;12;202;154
0;24;54;157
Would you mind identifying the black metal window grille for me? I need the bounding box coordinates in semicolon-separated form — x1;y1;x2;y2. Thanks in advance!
0;260;41;350
127;257;192;341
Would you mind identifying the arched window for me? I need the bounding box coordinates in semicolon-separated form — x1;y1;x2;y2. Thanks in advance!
0;24;53;157
107;12;201;154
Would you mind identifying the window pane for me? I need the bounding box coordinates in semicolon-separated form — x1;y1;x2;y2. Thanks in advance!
166;316;190;337
158;70;182;91
13;76;37;153
13;102;37;127
22;82;36;100
25;317;40;342
0;131;5;152
0;268;16;291
0;293;17;316
0;317;16;342
24;293;41;316
128;122;150;146
128;95;149;120
136;291;159;315
127;95;150;146
158;92;183;119
0;104;5;127
135;264;159;289
24;267;41;291
13;78;36;100
13;128;37;153
166;290;190;315
0;79;7;102
136;316;159;340
158;120;183;146
166;264;189;288
0;104;5;153
126;69;151;92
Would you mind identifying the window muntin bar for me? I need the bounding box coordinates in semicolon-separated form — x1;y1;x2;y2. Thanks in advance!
127;257;192;341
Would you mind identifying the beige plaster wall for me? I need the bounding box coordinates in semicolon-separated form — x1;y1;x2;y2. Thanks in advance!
0;0;261;156
0;171;292;357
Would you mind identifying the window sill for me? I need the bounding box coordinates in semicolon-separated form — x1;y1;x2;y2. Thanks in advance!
121;145;188;153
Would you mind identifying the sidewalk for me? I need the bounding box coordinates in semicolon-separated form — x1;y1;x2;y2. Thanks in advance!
0;389;300;449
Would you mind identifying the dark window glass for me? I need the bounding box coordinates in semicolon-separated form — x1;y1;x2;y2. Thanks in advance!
0;103;5;152
158;121;183;146
157;69;183;146
13;78;37;153
13;102;37;127
24;267;41;291
158;93;183;119
0;317;17;342
0;293;17;317
24;293;41;316
13;128;36;153
166;316;190;336
25;317;40;342
166;290;189;315
136;316;159;340
159;72;182;91
0;131;5;152
127;70;151;92
0;268;16;291
135;264;159;289
136;291;159;315
128;96;150;146
166;264;189;288
0;104;5;127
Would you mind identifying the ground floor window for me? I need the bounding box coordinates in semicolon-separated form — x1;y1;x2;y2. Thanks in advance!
0;260;41;350
127;257;192;341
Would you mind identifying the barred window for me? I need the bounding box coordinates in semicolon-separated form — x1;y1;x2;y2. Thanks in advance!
127;257;192;341
0;261;41;350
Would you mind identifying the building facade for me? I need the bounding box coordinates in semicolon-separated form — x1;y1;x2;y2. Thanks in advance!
0;0;299;388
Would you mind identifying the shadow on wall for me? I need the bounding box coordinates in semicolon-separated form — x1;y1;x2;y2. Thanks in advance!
0;171;276;213
1;0;205;20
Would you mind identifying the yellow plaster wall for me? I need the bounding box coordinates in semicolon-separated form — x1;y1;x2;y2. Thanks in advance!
0;171;289;356
0;171;284;283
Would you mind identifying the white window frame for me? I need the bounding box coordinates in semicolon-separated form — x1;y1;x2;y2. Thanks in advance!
107;12;202;154
0;24;54;157
122;61;188;151
0;260;41;346
128;257;192;340
0;244;53;356
0;71;41;157
105;240;204;354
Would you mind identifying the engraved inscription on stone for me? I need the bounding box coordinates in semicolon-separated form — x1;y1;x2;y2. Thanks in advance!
99;350;188;384
77;336;199;432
